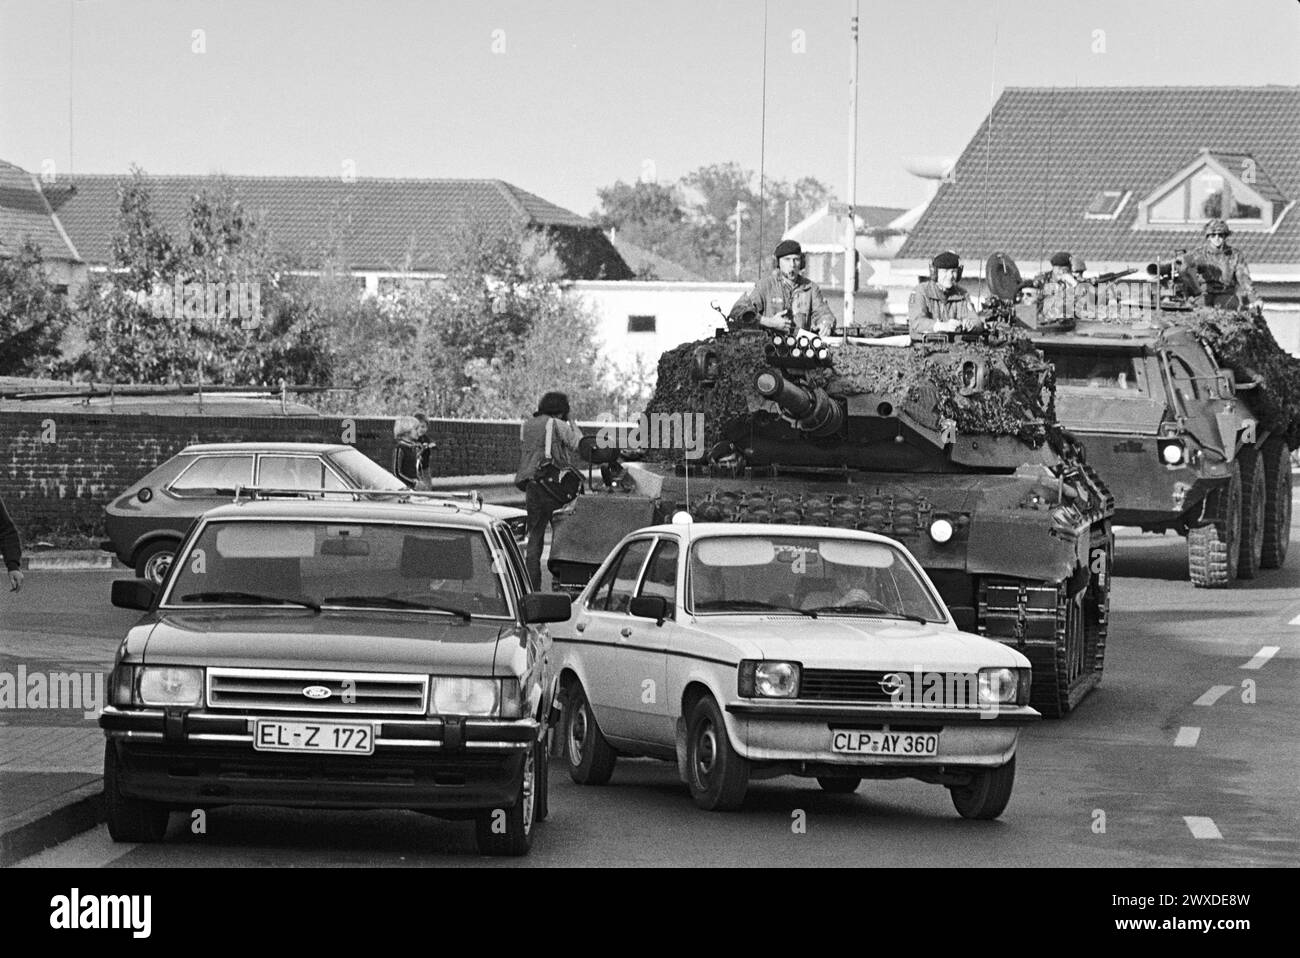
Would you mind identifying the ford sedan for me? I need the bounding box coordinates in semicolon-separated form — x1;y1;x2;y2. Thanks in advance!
553;520;1039;819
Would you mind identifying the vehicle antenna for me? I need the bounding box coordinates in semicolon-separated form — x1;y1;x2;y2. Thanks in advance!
983;0;998;300
757;0;769;278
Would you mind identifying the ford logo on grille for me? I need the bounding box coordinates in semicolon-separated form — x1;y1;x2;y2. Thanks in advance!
878;673;907;697
302;685;332;700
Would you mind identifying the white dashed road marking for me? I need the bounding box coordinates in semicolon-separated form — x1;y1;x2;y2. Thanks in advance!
1174;726;1200;747
1183;816;1223;840
1240;646;1279;670
1193;685;1233;706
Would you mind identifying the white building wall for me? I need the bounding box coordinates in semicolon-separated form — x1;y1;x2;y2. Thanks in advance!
568;280;749;385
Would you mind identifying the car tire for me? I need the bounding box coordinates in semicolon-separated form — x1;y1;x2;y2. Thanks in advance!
948;755;1016;821
816;776;861;794
685;696;749;811
1187;462;1241;588
1260;438;1292;569
134;540;177;586
564;683;616;786
103;742;170;843
474;739;539;857
1237;448;1266;579
536;729;551;823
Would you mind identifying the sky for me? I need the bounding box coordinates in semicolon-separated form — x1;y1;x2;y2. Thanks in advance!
1;0;1298;218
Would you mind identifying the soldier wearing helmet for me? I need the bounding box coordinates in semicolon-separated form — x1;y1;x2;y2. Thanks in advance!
909;250;982;341
1184;219;1257;308
728;239;836;337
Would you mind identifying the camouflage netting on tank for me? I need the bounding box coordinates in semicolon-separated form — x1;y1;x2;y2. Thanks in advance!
1168;308;1300;447
643;332;1059;453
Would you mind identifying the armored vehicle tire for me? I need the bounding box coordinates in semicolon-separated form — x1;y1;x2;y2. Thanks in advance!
1237;449;1266;579
1260;438;1292;569
817;776;862;794
104;742;170;843
564;682;616;786
949;755;1016;820
1188;462;1242;588
686;696;750;811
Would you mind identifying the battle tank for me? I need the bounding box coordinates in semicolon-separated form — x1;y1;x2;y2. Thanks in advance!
549;255;1116;717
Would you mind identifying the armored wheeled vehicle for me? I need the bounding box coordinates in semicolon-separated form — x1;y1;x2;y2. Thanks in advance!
1030;268;1298;587
549;256;1115;717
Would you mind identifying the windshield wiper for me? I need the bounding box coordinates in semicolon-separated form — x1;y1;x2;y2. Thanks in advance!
805;603;930;624
695;599;817;618
180;591;321;612
322;595;471;621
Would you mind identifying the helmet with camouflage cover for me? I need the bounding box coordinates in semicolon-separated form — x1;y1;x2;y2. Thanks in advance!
1204;218;1231;237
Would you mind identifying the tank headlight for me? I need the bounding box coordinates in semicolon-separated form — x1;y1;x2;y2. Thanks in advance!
929;518;954;543
1159;440;1185;465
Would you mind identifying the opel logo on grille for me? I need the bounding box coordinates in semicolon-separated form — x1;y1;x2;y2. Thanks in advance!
302;685;332;700
878;673;907;697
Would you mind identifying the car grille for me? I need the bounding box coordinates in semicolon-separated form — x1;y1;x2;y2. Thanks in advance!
207;668;428;715
799;668;979;707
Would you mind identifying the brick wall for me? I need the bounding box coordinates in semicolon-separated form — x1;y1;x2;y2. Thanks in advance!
0;410;527;540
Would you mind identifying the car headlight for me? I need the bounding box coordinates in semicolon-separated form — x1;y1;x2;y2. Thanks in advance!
738;660;801;698
978;667;1022;706
137;667;204;706
430;677;500;716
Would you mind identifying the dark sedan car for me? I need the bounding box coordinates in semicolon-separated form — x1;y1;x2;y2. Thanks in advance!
103;496;569;856
103;442;526;584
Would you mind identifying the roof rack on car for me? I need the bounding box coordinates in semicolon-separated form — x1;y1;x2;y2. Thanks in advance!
231;486;484;510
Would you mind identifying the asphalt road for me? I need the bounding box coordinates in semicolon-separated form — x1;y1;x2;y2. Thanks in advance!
4;516;1298;868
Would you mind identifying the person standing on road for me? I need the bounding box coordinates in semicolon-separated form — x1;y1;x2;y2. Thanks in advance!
728;240;836;337
515;392;584;590
1;496;24;592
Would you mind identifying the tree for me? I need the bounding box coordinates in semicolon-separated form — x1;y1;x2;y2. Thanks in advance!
0;240;73;376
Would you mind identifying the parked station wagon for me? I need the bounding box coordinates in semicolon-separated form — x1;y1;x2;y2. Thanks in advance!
102;494;568;856
102;442;526;585
554;519;1039;819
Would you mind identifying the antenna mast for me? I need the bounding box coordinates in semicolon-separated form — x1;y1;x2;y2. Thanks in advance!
843;0;860;330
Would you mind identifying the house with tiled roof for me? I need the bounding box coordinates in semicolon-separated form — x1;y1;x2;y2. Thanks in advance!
2;166;632;294
0;161;83;289
885;85;1300;347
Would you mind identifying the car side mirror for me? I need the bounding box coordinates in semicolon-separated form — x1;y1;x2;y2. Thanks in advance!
112;579;157;611
629;595;670;625
523;592;571;624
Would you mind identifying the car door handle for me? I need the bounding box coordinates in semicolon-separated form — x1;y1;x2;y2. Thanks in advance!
619;627;633;638
576;621;586;632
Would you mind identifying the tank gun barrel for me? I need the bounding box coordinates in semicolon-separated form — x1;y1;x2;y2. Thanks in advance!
753;368;844;437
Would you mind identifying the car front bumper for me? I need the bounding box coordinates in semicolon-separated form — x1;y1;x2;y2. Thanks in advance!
101;706;538;810
725;701;1036;768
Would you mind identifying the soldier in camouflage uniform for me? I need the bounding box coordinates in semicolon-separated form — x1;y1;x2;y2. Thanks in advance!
729;239;836;337
908;250;983;341
1184;219;1257;308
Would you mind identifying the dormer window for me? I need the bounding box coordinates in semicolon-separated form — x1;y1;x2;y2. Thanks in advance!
1136;151;1283;231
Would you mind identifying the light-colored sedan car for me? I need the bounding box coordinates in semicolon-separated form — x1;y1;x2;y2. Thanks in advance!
554;519;1039;819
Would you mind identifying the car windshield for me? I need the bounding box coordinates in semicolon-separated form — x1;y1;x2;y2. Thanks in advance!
164;520;510;617
687;535;945;623
327;447;408;492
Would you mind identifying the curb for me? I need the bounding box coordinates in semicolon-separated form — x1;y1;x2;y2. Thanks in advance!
0;780;105;866
21;551;115;571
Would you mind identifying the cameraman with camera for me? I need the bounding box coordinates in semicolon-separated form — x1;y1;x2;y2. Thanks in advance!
515;391;584;590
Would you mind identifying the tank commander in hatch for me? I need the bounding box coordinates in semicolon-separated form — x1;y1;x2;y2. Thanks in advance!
1183;219;1257;309
728;239;836;338
908;250;982;341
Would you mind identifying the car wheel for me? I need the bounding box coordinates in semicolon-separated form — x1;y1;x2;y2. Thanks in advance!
685;696;749;811
1237;448;1266;579
948;755;1016;821
134;541;177;586
474;739;539;857
103;742;170;843
564;682;616;786
816;776;862;794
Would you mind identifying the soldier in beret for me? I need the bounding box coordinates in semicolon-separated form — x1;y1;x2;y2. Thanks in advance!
728;239;836;337
1037;250;1091;322
908;250;982;341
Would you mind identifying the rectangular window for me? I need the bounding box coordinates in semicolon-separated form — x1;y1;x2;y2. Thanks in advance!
627;315;656;333
1084;190;1129;220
